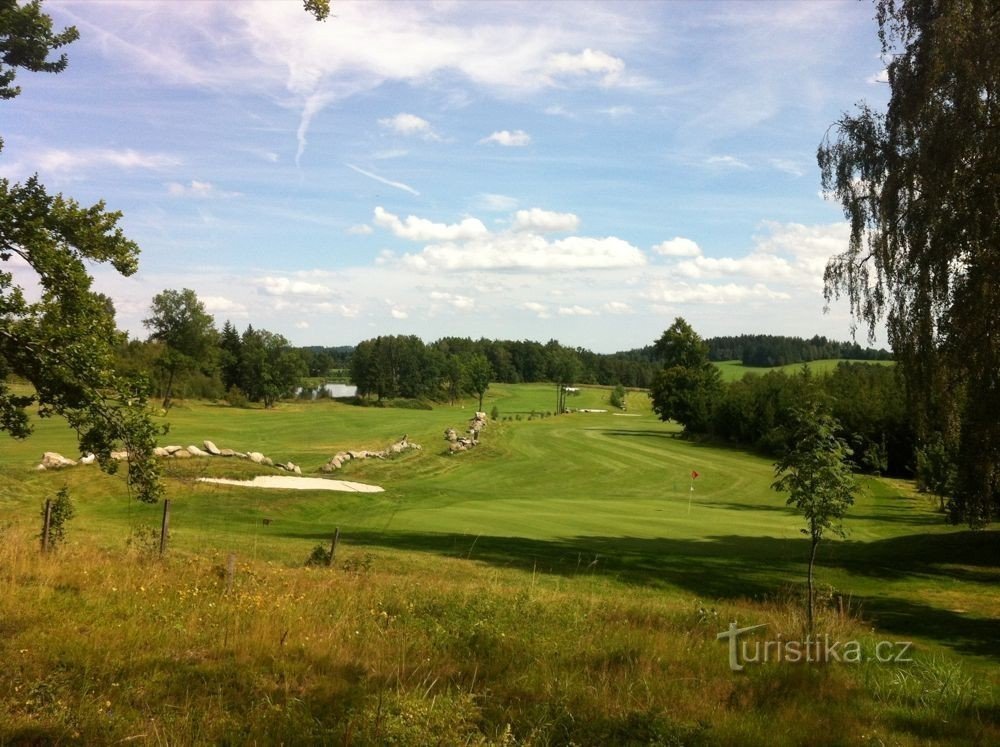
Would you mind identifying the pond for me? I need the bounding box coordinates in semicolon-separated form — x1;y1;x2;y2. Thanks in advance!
295;383;358;399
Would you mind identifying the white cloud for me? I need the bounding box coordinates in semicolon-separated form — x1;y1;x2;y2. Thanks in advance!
705;155;750;170
643;281;790;305
602;301;633;314
255;276;332;297
769;158;805;177
429;291;475;310
166;180;240;198
314;302;361;318
294;320;310;329
202;295;247;313
401;233;646;272
475;193;519;212
346;164;420;196
520;301;551;318
653;237;702;257
34;147;179;176
512;208;580;233
545;48;625;86
868;68;889;84
347;224;374;235
674;253;796;281
479;129;531;147
390;307;409;320
558;305;597;316
378;112;440;140
374;206;488;242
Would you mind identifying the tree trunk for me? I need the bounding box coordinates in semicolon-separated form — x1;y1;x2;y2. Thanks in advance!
162;368;175;410
807;536;819;631
478;391;484;411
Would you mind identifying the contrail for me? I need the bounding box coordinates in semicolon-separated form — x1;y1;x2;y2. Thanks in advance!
346;164;420;196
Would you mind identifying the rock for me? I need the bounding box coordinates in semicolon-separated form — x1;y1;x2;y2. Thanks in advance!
262;457;274;467
389;443;404;454
449;442;466;453
154;447;169;457
336;451;351;462
164;445;184;455
80;453;96;465
173;449;192;458
445;428;458;442
475;411;487;421
187;445;206;457
348;450;366;460
234;451;247;459
36;464;47;471
219;448;235;457
203;440;221;455
42;452;76;469
111;450;129;461
292;465;302;475
248;451;265;464
328;457;343;469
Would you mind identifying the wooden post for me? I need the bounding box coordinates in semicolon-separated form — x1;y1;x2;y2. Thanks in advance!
226;552;236;593
159;499;170;557
327;527;340;567
41;499;52;553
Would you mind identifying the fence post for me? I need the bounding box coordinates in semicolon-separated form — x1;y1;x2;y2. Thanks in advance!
226;552;236;593
327;527;340;567
41;499;52;553
159;499;170;557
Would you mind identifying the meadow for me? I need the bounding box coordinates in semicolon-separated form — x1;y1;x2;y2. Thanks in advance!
713;359;896;382
0;383;997;744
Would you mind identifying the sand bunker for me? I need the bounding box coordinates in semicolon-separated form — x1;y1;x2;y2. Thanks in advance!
197;476;384;493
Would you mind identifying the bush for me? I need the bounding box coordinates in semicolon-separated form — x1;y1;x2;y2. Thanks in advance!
305;544;331;566
490;405;500;420
40;487;74;549
225;385;250;408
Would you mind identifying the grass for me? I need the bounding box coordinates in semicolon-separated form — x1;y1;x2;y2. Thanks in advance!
713;359;896;382
1;383;997;744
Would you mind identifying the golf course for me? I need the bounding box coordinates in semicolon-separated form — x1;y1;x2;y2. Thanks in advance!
1;383;997;744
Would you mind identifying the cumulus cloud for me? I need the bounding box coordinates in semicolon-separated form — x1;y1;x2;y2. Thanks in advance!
521;301;551;318
643;281;790;305
402;233;646;272
868;68;889;84
201;295;247;313
653;237;702;257
558;305;597;316
378;112;440;140
255;276;332;297
429;291;475;310
512;208;580;233
475;193;519;212
479;129;531;147
390;307;409;320
374;206;488;242
545;48;625;86
602;301;633;314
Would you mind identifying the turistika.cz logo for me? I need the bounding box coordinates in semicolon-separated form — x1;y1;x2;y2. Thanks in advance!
717;622;913;672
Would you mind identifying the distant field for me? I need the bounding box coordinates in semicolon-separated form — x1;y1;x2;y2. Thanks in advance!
0;382;996;743
714;358;896;382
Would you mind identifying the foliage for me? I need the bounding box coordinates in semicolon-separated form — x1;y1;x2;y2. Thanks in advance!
463;352;492;412
40;486;73;549
490;404;499;420
818;0;999;526
143;288;218;409
609;383;626;410
705;333;892;366
772;402;858;628
238;327;306;408
0;6;161;504
649;318;722;432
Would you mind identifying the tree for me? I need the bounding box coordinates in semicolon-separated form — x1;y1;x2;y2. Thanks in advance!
818;0;999;527
238;327;306;408
143;289;218;409
772;403;858;630
219;320;242;392
0;1;161;504
547;347;581;414
649;318;722;432
463;353;492;412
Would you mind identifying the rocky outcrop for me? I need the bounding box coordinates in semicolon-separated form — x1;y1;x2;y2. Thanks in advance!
445;412;489;453
39;452;76;470
37;439;296;473
321;437;421;472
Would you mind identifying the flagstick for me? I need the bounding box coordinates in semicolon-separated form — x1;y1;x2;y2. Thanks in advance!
688;480;694;514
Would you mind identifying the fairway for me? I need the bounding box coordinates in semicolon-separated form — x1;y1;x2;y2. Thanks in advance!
3;385;996;666
714;358;895;382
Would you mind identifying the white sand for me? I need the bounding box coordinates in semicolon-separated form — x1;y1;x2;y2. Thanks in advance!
197;476;384;493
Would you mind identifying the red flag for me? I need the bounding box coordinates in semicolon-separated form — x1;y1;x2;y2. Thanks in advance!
691;470;700;480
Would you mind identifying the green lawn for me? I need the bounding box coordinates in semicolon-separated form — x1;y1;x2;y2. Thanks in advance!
714;358;895;382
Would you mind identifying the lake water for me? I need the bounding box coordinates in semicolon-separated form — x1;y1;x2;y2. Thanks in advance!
295;383;358;399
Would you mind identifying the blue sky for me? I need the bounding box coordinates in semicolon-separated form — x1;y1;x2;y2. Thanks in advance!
3;0;891;352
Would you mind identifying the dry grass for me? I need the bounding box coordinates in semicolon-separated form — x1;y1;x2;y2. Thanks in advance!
1;525;996;746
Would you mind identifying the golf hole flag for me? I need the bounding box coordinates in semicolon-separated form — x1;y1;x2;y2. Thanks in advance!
691;470;700;480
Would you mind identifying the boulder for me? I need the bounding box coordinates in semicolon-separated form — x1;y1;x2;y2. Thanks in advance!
154;447;169;457
110;450;129;461
475;411;487;421
80;453;96;465
248;451;265;464
262;457;274;467
42;452;76;469
292;465;302;475
203;440;221;455
219;448;236;457
173;449;192;459
234;451;247;459
444;428;458;442
187;445;206;457
164;445;184;455
348;450;366;460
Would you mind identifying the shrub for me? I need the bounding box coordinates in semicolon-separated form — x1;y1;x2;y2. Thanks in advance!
490;405;500;420
305;544;331;566
40;487;74;550
225;385;250;408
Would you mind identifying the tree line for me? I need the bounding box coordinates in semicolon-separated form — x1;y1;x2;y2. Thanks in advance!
705;334;893;367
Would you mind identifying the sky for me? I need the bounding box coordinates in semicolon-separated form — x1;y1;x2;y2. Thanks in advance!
2;0;892;353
